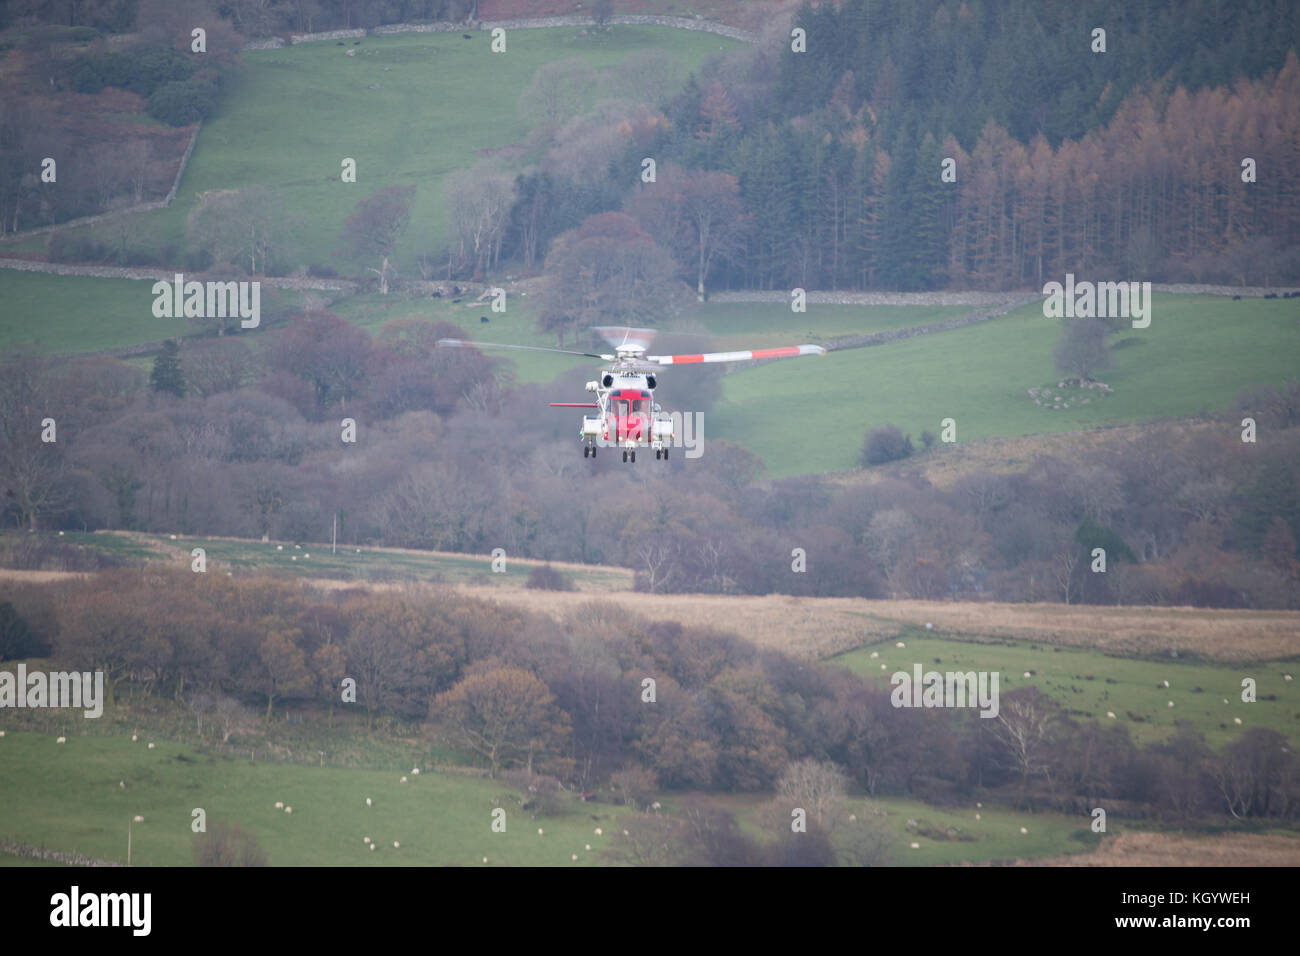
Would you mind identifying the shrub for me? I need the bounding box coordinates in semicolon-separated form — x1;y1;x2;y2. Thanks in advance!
526;564;575;591
147;78;216;126
193;821;268;866
860;425;914;466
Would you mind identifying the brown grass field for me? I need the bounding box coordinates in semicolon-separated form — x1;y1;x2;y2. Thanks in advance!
1010;830;1300;866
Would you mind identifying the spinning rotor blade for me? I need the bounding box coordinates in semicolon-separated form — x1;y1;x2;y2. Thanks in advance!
645;344;826;365
436;339;612;360
592;326;657;353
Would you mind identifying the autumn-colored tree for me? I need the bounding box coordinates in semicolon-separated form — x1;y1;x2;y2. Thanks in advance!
431;666;571;777
341;185;416;294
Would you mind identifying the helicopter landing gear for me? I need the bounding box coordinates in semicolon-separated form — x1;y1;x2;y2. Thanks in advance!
664;447;669;459
622;450;628;463
583;444;589;458
631;450;636;462
655;449;660;459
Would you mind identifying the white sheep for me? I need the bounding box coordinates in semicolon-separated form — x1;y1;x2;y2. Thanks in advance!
1168;701;1175;708
369;844;376;851
975;813;981;820
56;736;66;743
594;827;602;836
364;836;371;844
571;853;578;861
1162;680;1169;688
1107;711;1116;718
400;776;407;783
870;651;878;659
275;801;284;809
411;767;420;775
1019;827;1028;834
393;841;400;849
148;742;155;749
131;734;138;742
585;844;591;851
909;842;920;849
0;730;5;737
365;797;372;807
537;828;544;835
896;641;905;648
284;806;292;814
1234;717;1243;725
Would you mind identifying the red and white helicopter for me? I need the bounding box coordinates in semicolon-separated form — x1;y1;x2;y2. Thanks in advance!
437;327;825;462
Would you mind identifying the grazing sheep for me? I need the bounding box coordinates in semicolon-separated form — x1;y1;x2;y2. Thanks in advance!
870;652;878;659
537;828;544;835
1285;675;1293;682
895;641;905;648
0;730;5;737
1107;711;1116;718
370;844;375;851
132;734;138;741
148;742;155;749
284;806;292;814
400;776;407;783
925;622;933;630
1167;701;1175;708
56;736;66;743
366;798;372;807
975;813;981;820
275;801;284;809
120;781;126;789
1234;717;1242;725
393;841;399;849
483;857;488;863
1019;827;1028;834
1162;680;1169;688
571;853;578;861
909;842;920;849
1023;671;1031;678
364;837;371;844
594;828;602;836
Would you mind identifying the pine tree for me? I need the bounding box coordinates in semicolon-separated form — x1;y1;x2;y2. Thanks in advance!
150;340;186;398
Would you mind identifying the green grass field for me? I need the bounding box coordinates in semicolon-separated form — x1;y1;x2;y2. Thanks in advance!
55;27;735;275
0;730;1101;866
715;294;1300;477
44;530;633;590
833;631;1300;748
0;271;312;355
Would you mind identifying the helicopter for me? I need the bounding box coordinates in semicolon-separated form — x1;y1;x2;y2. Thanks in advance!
436;327;826;462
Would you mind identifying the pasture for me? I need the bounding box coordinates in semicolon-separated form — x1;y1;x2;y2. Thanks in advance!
834;632;1300;748
55;27;737;275
29;531;634;590
0;271;309;355
714;293;1300;477
0;730;1100;867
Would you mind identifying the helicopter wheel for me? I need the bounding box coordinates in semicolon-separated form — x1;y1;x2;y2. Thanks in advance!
591;445;596;458
630;451;636;463
664;447;670;459
583;445;589;458
655;449;661;459
622;450;628;463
